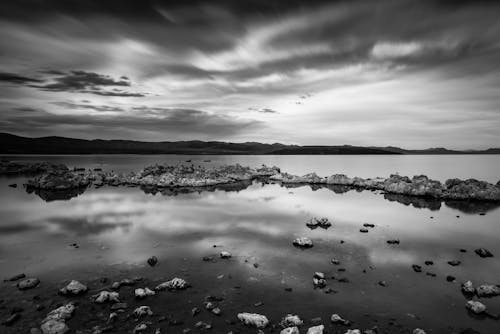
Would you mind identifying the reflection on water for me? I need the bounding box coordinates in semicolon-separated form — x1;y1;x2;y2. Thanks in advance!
1;174;500;332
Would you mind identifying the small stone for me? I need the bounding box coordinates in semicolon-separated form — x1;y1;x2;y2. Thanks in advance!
363;223;375;228
17;277;40;290
331;259;340;265
307;325;324;334
281;314;303;327
446;275;456;282
108;312;118;323
345;330;361;334
133;323;148;333
330;314;349;325
212;307;221;316
413;330;426;334
476;284;500;297
378;280;387;287
412;265;422;273
147;256;158;266
448;260;461;266
474;248;493;258
387;239;400;245
359;228;369;233
220;251;232;259
155;278;189;291
459;249;467;253
466;300;486;314
293;237;313;248
135;287;155;299
93;291;120;303
192;307;200;316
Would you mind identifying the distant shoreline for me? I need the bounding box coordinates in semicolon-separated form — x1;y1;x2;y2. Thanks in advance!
2;133;499;155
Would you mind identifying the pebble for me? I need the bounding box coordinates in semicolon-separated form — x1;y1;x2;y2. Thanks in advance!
474;248;493;258
147;256;158;266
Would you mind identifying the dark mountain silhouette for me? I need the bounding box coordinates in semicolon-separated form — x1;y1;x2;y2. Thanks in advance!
1;133;498;155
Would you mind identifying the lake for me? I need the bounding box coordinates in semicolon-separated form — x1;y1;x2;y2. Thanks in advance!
1;155;499;333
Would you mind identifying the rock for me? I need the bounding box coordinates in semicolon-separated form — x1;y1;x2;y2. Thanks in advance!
17;277;40;290
344;330;361;334
8;183;17;188
461;281;475;294
378;280;387;287
281;314;303;327
220;251;232;259
363;223;375;228
155;277;189;291
313;273;326;288
93;291;120;303
293;237;313;248
59;280;88;296
2;313;20;326
281;327;299;334
466;300;486;314
212;307;221;315
359;228;369;233
330;314;349;325
413;330;426;334
135;287;156;298
446;275;456;282
444;178;500;201
448;260;461;266
474;248;493;258
412;265;422;273
6;273;26;281
108;312;118;322
133;324;148;333
26;170;90;191
306;218;331;229
387;239;400;245
331;259;340;265
307;325;324;334
41;303;75;334
133;306;153;317
237;312;269;328
147;256;158;266
424;261;433;265
195;321;212;330
192;307;200;316
476;284;500;297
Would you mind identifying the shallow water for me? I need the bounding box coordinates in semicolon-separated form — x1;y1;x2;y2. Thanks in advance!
1;156;500;333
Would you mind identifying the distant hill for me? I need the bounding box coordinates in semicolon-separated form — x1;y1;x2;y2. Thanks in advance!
0;133;498;155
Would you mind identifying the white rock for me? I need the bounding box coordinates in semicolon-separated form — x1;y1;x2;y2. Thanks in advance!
237;312;269;328
133;323;147;333
307;325;324;334
466;300;486;314
93;291;120;303
281;327;299;334
40;303;75;334
220;251;232;259
59;280;87;296
135;287;156;298
413;329;426;334
281;314;303;327
155;277;189;291
133;306;153;317
331;314;349;325
41;319;69;334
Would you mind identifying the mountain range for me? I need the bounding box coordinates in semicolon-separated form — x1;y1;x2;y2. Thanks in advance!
1;133;499;155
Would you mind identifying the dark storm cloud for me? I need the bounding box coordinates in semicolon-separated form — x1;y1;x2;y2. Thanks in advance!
1;106;262;140
0;72;43;84
52;102;125;113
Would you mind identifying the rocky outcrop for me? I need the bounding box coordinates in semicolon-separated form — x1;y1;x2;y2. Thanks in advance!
26;170;90;191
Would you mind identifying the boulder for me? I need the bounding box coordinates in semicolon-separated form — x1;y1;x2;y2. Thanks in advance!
237;312;269;328
40;303;75;334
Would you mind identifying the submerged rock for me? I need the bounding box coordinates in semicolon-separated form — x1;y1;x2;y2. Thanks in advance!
155;277;189;291
466;300;486;314
237;312;269;328
59;280;87;296
293;237;313;248
17;277;40;290
133;306;153;318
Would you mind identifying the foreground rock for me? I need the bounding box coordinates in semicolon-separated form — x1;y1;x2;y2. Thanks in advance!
474;248;494;258
155;277;189;291
293;237;313;248
307;325;324;334
281;314;303;327
466;300;486;314
476;284;500;297
93;291;120;303
17;277;40;290
237;312;269;328
40;303;75;334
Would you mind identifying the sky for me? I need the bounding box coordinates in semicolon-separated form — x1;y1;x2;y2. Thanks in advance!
0;0;499;149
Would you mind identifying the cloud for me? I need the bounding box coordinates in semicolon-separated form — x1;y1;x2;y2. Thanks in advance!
0;72;43;84
371;42;424;59
258;108;278;114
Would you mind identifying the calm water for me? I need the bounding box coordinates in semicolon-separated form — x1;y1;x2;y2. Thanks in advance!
0;155;499;333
